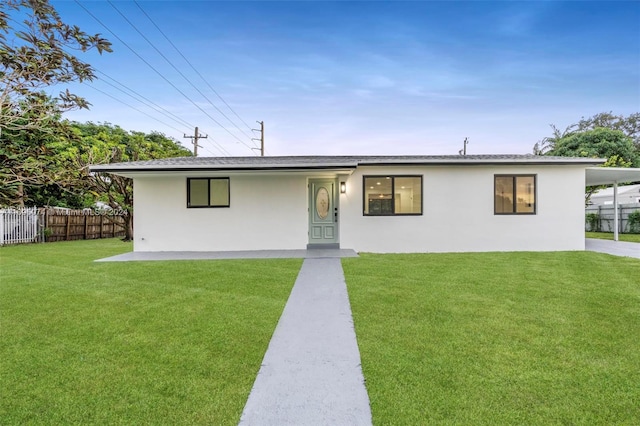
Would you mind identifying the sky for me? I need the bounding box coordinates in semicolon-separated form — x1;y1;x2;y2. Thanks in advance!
36;1;640;156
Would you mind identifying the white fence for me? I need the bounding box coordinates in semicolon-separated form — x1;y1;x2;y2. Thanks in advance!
0;208;41;246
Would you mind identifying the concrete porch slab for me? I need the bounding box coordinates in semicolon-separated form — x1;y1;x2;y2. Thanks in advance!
95;249;359;262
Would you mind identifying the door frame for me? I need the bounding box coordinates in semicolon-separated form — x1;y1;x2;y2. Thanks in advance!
307;178;340;248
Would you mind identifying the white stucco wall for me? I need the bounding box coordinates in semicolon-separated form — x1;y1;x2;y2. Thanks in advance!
132;164;587;253
133;173;308;252
339;165;587;253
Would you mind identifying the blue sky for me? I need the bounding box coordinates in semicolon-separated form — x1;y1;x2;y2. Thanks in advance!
45;1;640;156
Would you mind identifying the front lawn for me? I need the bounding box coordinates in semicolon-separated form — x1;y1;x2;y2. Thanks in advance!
0;239;301;425
586;231;640;243
343;252;640;425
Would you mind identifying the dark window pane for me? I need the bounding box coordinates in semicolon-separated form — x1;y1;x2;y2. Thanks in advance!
189;179;208;207
210;179;230;206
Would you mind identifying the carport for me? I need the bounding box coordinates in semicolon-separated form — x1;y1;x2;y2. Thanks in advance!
586;167;640;241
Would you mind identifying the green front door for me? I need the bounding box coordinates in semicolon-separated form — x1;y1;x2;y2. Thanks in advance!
308;179;338;246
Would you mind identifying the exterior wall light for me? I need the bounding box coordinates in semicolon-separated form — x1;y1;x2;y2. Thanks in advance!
340;182;346;194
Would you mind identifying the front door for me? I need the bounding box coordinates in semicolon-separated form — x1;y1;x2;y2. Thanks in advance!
308;179;338;247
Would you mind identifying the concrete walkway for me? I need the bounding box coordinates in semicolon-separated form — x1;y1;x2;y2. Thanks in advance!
586;238;640;259
239;258;372;426
95;249;358;262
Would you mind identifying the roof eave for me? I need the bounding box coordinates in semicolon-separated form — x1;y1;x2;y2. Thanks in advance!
90;157;605;174
90;164;359;174
357;159;605;166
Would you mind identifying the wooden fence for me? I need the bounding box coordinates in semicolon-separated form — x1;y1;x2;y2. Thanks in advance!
41;208;127;242
0;208;127;245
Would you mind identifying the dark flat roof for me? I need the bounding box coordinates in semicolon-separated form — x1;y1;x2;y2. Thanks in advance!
91;154;605;173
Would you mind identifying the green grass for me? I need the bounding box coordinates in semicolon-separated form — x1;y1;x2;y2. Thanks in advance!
0;239;301;425
343;252;640;425
586;231;640;243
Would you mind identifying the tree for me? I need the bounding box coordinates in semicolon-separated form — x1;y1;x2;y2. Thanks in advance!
547;127;638;166
534;112;640;155
0;0;112;135
73;122;192;241
0;108;81;207
533;124;575;155
575;112;640;148
1;120;192;229
546;127;639;204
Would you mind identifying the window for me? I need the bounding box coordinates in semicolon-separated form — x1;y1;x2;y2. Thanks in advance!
187;178;230;208
363;175;422;215
494;175;536;214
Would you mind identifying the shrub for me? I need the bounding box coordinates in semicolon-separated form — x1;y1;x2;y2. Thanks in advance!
585;213;600;232
627;210;640;234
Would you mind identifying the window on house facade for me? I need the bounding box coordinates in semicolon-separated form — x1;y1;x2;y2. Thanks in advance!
363;175;422;215
187;178;230;208
494;175;536;214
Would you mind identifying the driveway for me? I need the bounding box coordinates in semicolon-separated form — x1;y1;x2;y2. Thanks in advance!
585;238;640;259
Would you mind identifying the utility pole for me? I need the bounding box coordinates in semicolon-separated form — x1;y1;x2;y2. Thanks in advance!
251;121;264;156
458;137;469;156
184;127;208;157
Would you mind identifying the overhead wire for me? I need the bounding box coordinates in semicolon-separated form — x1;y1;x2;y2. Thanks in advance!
206;135;233;156
94;73;232;156
200;144;220;157
106;0;258;152
93;73;195;132
5;13;222;155
95;71;196;130
77;69;228;155
86;85;188;135
74;0;245;156
56;51;207;150
133;0;256;136
90;72;232;156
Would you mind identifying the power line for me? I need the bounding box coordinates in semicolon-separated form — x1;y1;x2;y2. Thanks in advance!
64;60;224;155
196;133;232;156
207;138;232;156
93;75;231;156
107;0;258;151
95;71;196;131
200;144;218;157
85;85;188;135
133;0;256;135
86;86;237;158
74;0;250;156
6;14;224;155
56;44;198;134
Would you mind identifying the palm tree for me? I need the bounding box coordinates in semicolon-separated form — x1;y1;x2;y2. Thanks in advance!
533;124;576;155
